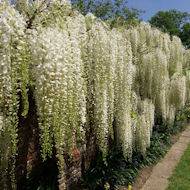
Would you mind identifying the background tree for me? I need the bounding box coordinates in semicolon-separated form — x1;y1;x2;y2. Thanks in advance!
149;9;190;48
180;22;190;49
70;0;145;28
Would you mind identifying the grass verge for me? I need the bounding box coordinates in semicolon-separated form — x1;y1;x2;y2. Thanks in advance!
167;142;190;190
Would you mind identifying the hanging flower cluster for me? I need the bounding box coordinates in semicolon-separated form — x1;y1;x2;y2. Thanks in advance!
29;22;86;171
169;36;183;76
113;31;133;160
135;99;155;154
128;23;188;124
169;72;186;109
0;3;27;189
84;14;135;160
85;17;115;160
183;49;190;69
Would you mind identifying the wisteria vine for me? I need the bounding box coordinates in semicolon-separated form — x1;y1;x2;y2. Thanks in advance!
0;1;190;189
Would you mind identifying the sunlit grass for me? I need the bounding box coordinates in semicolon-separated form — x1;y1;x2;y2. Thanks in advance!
167;142;190;190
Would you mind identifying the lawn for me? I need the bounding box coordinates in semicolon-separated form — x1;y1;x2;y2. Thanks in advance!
167;142;190;190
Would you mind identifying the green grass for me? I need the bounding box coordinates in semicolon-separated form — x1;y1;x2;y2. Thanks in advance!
167;142;190;190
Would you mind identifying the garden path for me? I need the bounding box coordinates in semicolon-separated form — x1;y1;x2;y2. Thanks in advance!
140;124;190;190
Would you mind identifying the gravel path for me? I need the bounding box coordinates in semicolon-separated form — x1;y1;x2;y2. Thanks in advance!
140;124;190;190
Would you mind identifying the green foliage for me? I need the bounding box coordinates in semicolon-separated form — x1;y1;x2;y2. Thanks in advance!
21;159;59;190
149;10;190;35
176;102;190;123
71;0;144;28
180;22;190;49
82;146;138;190
130;110;138;120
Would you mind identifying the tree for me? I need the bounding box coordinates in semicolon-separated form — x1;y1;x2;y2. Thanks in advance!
149;10;190;36
149;9;190;48
71;0;144;27
180;22;190;49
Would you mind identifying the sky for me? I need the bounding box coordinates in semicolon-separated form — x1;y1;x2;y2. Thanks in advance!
127;0;190;21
